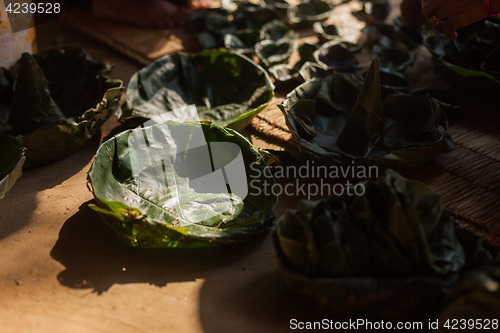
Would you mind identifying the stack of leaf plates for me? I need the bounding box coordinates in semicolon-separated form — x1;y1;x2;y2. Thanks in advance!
0;47;123;168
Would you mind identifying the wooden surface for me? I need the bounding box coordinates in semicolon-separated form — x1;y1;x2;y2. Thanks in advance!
0;16;315;333
59;8;201;65
1;2;499;332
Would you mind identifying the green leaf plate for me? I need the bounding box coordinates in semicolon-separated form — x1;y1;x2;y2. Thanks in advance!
0;136;26;200
255;39;298;68
120;50;274;132
279;58;453;169
0;47;123;168
274;170;490;319
87;120;278;248
287;0;333;27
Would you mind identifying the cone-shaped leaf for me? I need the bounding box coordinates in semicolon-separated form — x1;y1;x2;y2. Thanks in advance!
255;39;297;67
279;58;452;169
337;58;385;157
8;53;64;135
287;0;333;27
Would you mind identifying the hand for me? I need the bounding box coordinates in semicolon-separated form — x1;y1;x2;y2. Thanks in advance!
421;0;489;39
186;0;213;9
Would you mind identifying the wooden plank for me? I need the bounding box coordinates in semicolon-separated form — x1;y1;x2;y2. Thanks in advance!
59;8;201;65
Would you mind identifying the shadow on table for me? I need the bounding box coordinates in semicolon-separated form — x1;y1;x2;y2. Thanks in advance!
199;271;322;333
50;201;268;294
195;183;326;333
0;133;101;241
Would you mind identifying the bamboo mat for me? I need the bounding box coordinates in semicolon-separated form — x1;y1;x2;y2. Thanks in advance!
404;113;500;246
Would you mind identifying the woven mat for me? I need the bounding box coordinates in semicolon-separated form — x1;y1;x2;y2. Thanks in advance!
402;109;500;246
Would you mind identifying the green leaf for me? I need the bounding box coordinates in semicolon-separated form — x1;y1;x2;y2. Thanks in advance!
190;8;231;31
274;170;490;319
432;58;500;93
337;58;384;157
0;136;26;200
269;61;329;89
0;48;123;168
232;3;279;30
372;44;416;73
259;19;299;42
255;39;297;67
87;121;277;248
313;22;340;42
34;48;113;119
297;61;330;82
267;42;322;88
259;0;290;18
313;40;361;72
120;50;274;132
287;0;333;27
202;9;236;35
410;88;461;115
192;4;279;50
376;69;410;99
197;31;221;49
279;58;453;169
22;78;122;168
223;29;261;53
297;42;319;65
8;53;65;135
268;64;299;84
